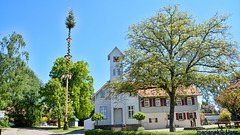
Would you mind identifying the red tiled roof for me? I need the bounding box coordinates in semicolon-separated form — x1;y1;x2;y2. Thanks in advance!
226;79;240;89
138;85;201;97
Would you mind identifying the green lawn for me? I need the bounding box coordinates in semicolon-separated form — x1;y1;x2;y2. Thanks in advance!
48;126;84;133
1;129;6;132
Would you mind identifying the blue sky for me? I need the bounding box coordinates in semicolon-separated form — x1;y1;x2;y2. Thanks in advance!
1;0;239;93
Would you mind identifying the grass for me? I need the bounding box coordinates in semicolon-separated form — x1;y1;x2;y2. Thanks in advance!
1;129;6;132
48;126;84;133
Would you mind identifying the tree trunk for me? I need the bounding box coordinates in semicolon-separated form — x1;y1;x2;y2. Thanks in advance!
58;118;61;129
233;113;238;121
169;93;176;132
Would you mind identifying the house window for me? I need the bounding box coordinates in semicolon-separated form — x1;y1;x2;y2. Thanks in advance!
178;113;183;120
100;106;107;119
117;69;121;75
189;112;193;119
113;69;116;76
128;106;134;118
187;97;192;105
156;98;160;106
177;98;182;106
100;91;105;98
149;118;158;123
144;99;149;107
166;98;170;106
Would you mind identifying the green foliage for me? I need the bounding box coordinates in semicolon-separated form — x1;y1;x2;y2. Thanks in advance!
85;129;223;135
215;87;240;121
133;112;146;122
65;9;76;29
0;32;43;127
108;5;239;132
219;109;231;121
49;57;94;121
41;78;74;128
0;116;9;127
91;113;104;125
136;127;145;132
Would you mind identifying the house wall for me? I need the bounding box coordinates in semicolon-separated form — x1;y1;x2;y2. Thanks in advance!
95;90;111;125
142;111;201;130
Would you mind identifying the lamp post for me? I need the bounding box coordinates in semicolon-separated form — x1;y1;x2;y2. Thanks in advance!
63;9;76;130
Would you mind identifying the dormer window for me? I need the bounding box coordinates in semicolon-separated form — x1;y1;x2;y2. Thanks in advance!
113;56;119;62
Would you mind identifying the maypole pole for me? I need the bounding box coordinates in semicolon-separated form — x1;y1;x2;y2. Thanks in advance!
63;9;76;130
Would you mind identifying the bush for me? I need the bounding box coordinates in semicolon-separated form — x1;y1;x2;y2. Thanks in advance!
56;121;64;127
133;112;146;121
219;109;231;121
0;116;9;127
91;113;104;126
136;127;145;132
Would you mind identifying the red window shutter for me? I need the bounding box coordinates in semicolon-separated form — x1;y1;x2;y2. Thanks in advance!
176;113;179;120
187;112;189;119
183;113;186;120
194;112;197;119
175;98;177;106
150;99;152;107
164;98;167;106
141;100;145;107
161;98;164;106
155;118;158;123
182;99;185;105
153;98;156;107
185;97;188;105
149;118;152;123
192;97;195;105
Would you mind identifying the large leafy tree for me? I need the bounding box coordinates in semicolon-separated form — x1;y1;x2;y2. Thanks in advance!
215;87;240;121
41;78;74;128
49;57;94;122
110;5;239;132
0;32;43;126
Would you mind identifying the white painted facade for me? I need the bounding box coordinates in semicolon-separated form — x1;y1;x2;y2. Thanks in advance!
91;47;201;130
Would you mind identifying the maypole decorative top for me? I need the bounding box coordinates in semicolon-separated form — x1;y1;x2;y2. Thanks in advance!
65;9;76;29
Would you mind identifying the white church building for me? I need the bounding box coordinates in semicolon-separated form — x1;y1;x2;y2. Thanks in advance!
91;47;201;130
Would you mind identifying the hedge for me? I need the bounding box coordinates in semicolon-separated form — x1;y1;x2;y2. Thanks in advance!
85;129;240;135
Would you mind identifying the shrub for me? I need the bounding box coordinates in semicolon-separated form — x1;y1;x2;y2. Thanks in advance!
219;109;231;121
136;127;145;132
0;116;9;127
91;113;104;126
133;112;146;126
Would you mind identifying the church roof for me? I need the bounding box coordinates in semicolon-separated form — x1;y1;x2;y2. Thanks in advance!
138;85;201;97
108;46;124;60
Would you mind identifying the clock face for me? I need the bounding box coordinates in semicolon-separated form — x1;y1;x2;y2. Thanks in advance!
113;56;119;62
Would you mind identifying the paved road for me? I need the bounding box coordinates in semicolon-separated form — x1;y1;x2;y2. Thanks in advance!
1;127;85;135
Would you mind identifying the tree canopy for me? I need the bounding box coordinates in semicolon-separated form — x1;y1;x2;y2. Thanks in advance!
48;57;94;122
110;5;239;132
0;32;43;127
41;78;74;128
215;86;240;121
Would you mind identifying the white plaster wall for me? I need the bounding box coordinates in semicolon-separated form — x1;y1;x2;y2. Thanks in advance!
109;48;123;82
142;111;201;130
124;94;139;125
95;90;111;125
